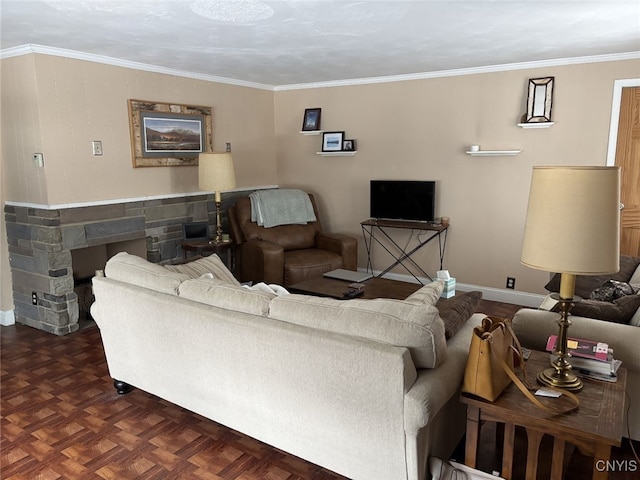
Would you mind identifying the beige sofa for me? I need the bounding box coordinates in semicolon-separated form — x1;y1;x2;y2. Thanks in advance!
91;252;483;480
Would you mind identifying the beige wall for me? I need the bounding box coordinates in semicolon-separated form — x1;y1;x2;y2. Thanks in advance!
1;54;277;313
274;59;640;295
1;53;638;315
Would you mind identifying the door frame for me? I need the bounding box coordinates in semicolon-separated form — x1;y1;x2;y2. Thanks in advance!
606;78;640;166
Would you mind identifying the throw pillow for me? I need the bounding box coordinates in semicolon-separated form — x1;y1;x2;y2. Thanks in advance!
165;254;240;286
589;280;638;302
404;280;445;306
104;252;189;295
571;294;640;324
436;291;483;338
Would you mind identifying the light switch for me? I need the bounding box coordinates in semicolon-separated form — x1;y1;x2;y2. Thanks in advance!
33;153;44;167
92;141;103;156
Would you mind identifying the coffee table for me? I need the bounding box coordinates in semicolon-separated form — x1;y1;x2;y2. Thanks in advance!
461;349;627;480
288;275;422;300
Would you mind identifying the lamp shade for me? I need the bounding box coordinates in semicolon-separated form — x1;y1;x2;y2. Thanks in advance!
521;166;620;275
198;152;236;193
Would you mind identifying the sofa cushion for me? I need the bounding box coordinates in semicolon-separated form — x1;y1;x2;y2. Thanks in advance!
436;291;483;338
164;254;240;286
571;294;640;324
268;295;446;368
104;252;189;295
179;277;274;316
545;255;640;299
630;263;640;286
404;280;445;306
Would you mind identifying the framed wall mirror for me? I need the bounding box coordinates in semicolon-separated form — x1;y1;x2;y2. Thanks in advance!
525;77;554;123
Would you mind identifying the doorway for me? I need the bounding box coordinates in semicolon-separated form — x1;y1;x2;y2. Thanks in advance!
607;80;640;257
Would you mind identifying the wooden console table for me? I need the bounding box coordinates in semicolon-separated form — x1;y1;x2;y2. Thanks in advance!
360;218;448;284
461;350;627;480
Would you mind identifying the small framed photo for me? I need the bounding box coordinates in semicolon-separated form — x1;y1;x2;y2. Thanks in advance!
343;139;356;151
322;131;344;152
302;107;322;131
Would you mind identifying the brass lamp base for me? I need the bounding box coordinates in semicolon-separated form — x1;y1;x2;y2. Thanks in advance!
537;284;583;392
537;368;583;392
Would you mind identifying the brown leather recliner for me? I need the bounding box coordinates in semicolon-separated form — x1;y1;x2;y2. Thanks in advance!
228;193;357;286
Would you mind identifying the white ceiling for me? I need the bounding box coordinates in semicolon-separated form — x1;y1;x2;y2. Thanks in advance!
1;0;639;88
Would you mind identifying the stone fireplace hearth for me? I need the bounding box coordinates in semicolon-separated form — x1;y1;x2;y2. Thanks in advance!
5;191;250;335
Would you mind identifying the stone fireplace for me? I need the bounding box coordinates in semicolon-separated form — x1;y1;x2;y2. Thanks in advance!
4;191;249;335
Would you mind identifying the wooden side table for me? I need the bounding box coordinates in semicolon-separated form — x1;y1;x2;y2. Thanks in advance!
181;239;235;271
461;350;627;480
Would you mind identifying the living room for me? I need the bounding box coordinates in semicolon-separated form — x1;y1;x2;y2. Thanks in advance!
2;2;640;478
2;50;639;324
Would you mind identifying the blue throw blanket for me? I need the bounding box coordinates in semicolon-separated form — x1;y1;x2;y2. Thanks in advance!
249;189;317;228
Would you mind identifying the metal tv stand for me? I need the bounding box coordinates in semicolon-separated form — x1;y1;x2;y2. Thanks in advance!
361;218;448;284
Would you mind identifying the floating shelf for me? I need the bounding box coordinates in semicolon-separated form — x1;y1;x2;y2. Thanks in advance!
316;151;358;156
517;122;555;129
299;130;323;135
466;150;523;156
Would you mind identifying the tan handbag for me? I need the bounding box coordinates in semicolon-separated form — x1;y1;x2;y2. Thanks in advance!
462;316;579;413
462;316;515;401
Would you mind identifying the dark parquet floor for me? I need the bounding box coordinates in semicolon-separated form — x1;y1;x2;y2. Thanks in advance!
1;299;638;479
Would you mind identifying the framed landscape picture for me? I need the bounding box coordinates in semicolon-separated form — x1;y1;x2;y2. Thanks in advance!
128;99;213;167
302;107;321;131
322;131;344;152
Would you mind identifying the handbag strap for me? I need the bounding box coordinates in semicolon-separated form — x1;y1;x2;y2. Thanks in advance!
487;319;580;414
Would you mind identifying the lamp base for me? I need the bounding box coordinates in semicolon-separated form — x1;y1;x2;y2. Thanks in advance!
537;368;583;392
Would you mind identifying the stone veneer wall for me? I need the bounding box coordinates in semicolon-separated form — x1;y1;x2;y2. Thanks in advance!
4;190;252;335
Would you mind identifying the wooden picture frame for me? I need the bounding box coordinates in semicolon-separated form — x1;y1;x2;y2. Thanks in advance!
301;107;322;131
322;131;344;152
128;99;213;167
525;77;554;123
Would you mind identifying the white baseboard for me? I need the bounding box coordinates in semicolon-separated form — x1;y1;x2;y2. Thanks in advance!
358;269;544;308
0;310;15;326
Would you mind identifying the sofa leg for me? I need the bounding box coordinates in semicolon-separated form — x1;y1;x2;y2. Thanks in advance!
113;379;133;395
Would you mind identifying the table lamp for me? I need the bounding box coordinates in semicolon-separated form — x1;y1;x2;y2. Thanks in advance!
199;152;236;244
521;166;620;391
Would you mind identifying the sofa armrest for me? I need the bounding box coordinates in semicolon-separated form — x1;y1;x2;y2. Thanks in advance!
404;313;484;434
512;308;640;372
316;232;358;270
239;240;284;285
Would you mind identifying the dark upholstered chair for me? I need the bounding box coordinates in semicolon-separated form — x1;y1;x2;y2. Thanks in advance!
228;193;357;286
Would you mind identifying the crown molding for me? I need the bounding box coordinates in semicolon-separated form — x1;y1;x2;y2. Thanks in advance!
274;51;640;91
2;44;639;92
0;44;275;91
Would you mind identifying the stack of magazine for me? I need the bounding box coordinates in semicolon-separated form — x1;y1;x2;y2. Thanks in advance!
546;335;622;382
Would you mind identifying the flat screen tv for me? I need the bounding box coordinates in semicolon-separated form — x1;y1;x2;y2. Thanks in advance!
370;180;436;222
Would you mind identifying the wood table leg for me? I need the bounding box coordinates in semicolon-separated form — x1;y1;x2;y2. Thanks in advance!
464;405;481;468
593;443;612;480
525;429;544;480
502;423;515;479
551;437;566;480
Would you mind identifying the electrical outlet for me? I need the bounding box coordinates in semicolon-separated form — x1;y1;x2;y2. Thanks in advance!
506;277;516;289
92;140;103;156
32;291;38;305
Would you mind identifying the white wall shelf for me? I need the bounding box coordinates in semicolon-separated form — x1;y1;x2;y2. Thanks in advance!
466;149;522;156
316;151;358;156
299;130;323;135
517;122;555;129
